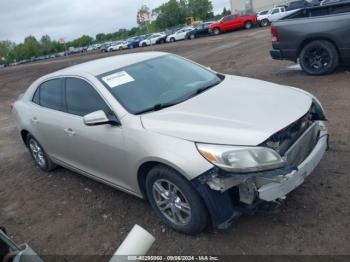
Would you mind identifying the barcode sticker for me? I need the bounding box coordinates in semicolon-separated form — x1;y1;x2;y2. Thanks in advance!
102;71;134;88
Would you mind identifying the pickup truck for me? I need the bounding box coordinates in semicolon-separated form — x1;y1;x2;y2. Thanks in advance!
209;13;257;35
258;6;299;26
270;2;350;75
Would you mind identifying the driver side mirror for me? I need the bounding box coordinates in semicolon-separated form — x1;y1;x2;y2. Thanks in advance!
83;110;120;126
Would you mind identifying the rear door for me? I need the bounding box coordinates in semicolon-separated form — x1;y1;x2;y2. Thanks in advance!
29;78;70;162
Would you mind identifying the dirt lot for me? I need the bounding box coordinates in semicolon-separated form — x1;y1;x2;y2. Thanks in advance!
1;27;350;256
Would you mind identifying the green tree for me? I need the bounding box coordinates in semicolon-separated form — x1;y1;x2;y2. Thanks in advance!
222;7;231;16
0;40;15;64
23;36;41;58
153;0;187;29
40;35;52;55
188;0;213;20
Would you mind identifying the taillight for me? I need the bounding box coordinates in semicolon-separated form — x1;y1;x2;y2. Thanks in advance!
9;102;14;111
271;26;280;45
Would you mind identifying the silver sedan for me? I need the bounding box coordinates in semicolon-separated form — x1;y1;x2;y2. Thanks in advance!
12;52;329;234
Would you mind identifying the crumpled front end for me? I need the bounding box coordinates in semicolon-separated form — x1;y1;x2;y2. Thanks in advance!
192;103;329;229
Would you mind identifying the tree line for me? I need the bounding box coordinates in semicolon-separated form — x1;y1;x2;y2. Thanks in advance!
0;0;230;65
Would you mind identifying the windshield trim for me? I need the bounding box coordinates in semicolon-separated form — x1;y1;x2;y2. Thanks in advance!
97;54;224;115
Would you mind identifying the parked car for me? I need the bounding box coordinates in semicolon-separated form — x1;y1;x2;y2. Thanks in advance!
258;6;299;26
209;13;257;35
126;36;143;48
270;2;350;75
100;43;110;52
185;22;214;39
166;27;194;42
139;33;166;47
12;52;328;234
107;41;128;52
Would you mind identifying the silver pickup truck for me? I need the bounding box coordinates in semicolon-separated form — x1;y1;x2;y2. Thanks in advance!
270;2;350;75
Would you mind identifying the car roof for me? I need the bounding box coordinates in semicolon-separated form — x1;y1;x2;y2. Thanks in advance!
51;52;168;77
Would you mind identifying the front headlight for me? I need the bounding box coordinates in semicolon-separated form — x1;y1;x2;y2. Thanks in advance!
196;143;286;173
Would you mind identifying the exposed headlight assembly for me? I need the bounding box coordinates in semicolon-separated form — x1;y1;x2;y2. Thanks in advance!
196;143;286;173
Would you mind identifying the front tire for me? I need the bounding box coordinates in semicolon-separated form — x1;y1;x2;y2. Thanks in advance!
260;19;270;27
170;38;175;43
213;28;220;35
145;165;209;235
299;40;339;75
189;34;195;40
26;134;56;172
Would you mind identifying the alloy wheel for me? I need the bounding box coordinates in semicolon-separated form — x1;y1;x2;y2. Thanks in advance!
303;46;331;72
29;139;46;168
152;179;192;225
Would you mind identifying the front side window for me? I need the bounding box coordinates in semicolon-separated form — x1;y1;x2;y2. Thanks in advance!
65;78;110;117
98;55;223;114
39;79;64;111
223;15;236;21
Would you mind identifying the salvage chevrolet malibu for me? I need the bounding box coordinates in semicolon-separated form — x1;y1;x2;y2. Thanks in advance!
12;52;329;234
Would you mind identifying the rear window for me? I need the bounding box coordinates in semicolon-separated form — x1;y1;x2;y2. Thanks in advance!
38;79;64;111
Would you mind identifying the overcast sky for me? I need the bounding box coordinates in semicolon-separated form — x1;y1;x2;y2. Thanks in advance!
0;0;231;43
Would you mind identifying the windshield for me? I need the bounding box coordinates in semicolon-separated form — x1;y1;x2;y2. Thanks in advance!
98;55;223;114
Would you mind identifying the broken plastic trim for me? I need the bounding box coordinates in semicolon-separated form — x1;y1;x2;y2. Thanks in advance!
191;166;296;229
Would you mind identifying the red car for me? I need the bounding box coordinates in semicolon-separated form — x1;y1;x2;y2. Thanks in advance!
209;13;257;35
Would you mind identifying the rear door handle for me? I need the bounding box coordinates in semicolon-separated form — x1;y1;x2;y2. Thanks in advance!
64;128;76;136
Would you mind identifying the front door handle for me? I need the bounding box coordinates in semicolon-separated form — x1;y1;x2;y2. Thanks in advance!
31;117;38;124
64;128;76;136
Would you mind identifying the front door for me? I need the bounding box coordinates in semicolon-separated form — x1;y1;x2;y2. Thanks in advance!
60;77;129;190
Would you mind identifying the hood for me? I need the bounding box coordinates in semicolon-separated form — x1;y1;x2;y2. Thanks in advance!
210;21;220;28
141;75;312;146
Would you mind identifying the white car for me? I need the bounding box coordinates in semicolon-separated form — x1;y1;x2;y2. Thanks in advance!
139;33;166;47
107;41;128;52
166;27;194;42
257;6;298;27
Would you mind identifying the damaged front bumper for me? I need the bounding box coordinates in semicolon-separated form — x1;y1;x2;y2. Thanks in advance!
192;121;329;229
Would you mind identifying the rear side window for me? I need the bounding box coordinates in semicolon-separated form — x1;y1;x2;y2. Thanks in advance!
65;78;110;117
32;88;40;104
39;79;64;111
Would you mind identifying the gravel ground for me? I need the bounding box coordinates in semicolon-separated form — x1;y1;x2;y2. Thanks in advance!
0;27;349;256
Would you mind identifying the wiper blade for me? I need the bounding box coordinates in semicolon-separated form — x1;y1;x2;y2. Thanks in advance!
135;101;178;115
136;77;224;115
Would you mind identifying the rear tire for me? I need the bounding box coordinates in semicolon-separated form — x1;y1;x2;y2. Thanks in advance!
145;165;209;235
244;21;253;29
26;134;56;172
189;34;195;40
299;40;339;75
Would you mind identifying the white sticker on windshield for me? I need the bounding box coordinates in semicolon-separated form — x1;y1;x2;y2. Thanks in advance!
102;71;134;88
